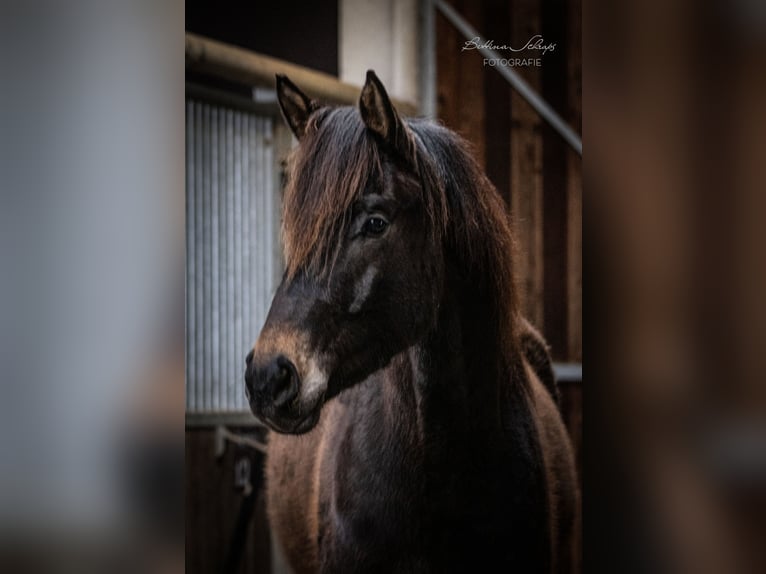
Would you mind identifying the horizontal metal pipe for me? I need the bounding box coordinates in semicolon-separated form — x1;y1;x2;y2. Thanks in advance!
186;33;419;116
186;412;267;428
553;363;583;383
186;82;280;116
433;0;582;156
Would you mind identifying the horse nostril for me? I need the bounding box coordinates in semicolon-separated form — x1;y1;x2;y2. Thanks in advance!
246;354;300;409
245;349;254;366
270;356;299;408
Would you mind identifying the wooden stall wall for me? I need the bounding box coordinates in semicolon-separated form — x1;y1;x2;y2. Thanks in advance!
186;427;272;574
436;0;582;364
436;0;582;570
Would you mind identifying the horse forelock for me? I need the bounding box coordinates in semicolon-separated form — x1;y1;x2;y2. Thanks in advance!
282;107;384;280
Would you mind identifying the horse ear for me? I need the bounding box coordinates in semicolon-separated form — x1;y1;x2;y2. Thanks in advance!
276;74;317;140
359;70;414;160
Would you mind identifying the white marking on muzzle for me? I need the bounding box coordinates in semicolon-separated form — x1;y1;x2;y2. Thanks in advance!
348;266;378;313
301;354;329;404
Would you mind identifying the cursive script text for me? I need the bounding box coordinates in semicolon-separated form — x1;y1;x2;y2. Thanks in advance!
462;35;556;55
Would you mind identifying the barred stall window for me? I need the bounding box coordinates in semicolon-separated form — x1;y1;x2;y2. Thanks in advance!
185;98;287;414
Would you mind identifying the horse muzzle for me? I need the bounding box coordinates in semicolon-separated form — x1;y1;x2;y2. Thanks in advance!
245;351;300;409
244;346;325;434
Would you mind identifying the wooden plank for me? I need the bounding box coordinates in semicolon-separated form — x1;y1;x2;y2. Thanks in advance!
436;1;460;130
436;0;486;166
483;0;512;202
510;0;545;331
563;9;582;565
541;0;568;360
454;0;487;168
186;33;418;116
567;0;582;363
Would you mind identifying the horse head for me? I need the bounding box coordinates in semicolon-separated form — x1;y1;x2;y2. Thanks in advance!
245;72;445;434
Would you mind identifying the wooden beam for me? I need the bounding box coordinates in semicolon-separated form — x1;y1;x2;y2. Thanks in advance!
186;33;419;116
510;0;545;332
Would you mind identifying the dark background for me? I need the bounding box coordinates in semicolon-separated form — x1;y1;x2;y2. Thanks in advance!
186;0;338;75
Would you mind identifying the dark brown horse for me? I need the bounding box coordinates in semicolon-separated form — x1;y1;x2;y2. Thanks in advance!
245;70;578;573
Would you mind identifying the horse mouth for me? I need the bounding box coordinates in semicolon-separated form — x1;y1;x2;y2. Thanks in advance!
261;409;320;435
250;394;323;435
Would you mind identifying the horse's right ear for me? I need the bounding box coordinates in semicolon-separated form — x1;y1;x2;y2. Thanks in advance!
276;74;318;140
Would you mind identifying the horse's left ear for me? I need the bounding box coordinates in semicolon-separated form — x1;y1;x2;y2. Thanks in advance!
359;70;415;162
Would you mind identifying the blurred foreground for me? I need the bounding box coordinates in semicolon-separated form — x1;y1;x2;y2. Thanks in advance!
0;1;184;572
588;0;766;572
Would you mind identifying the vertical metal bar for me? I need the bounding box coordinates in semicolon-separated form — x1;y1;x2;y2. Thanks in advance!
247;112;255;411
241;113;251;412
186;101;195;412
257;115;263;328
226;110;235;411
419;0;437;118
264;117;272;307
222;109;229;411
233;111;243;412
194;102;205;412
264;118;275;301
218;108;227;412
210;106;220;413
254;116;262;354
247;112;256;410
254;117;263;337
202;104;212;412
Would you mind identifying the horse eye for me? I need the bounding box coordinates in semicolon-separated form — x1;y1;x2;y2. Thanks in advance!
362;216;388;236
